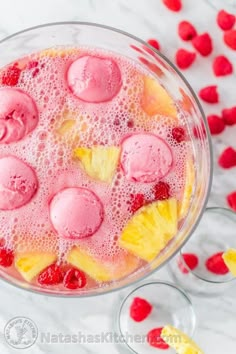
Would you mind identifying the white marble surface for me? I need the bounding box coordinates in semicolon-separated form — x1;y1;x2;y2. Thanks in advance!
0;0;236;353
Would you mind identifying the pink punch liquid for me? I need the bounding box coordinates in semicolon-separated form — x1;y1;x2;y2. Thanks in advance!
0;47;194;294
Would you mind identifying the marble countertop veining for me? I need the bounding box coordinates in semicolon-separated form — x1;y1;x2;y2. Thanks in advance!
0;0;236;353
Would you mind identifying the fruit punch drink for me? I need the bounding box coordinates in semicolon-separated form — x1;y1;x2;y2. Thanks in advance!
0;24;211;296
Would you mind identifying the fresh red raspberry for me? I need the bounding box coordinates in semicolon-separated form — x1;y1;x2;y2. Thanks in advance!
217;10;235;31
172;126;186;142
205;252;229;275
147;39;160;51
130;297;153;322
129;193;145;213
162;0;182;12
222;106;236;126
178;253;199;274
224;30;236;50
147;327;169;350
218;147;236;169
154;182;170;201
176;49;196;69
0;248;14;267
1;64;21;86
192;33;213;56
199;85;219;104
27;60;39;69
207;115;225;135
178;21;197;41
63;268;87;289
213;55;233;76
227;191;236;211
38;264;64;285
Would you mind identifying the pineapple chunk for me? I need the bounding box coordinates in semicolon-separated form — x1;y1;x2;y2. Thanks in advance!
178;158;195;220
74;146;120;182
223;249;236;276
15;252;57;282
141;76;177;118
57;119;76;136
67;246;139;282
161;325;204;354
40;47;78;58
119;198;178;262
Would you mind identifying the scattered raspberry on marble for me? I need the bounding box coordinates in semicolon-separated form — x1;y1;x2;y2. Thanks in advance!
207;115;225;135
222;107;236;126
192;33;213;56
213;55;233;76
176;49;196;69
162;0;182;12
199;85;219;103
147;39;160;51
224;30;236;50
227;191;236;212
147;327;170;350
218;147;236;169
178;20;197;41
217;9;235;31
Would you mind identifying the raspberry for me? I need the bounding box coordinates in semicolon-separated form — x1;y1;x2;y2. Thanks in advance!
63;268;87;289
147;39;160;51
147;327;169;350
199;85;219;104
222;107;236;126
162;0;182;12
218;147;236;169
27;60;39;69
38;264;64;285
178;21;197;41
178;253;199;274
224;30;236;50
176;49;196;69
130;297;153;322
207;115;225;135
1;64;21;86
154;182;170;200
172;126;186;142
192;33;213;56
213;55;233;77
129;193;145;213
205;252;229;275
0;248;14;267
217;10;235;31
227;191;236;211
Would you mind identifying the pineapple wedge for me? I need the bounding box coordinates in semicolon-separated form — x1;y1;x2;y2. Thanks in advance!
141;76;177;118
119;198;178;262
15;252;57;282
161;325;204;354
223;249;236;276
178;158;195;220
67;246;139;282
74;146;120;182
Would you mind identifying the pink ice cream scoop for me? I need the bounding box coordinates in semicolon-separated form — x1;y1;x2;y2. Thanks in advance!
0;88;38;144
121;133;173;183
67;55;122;103
0;156;38;210
49;187;104;239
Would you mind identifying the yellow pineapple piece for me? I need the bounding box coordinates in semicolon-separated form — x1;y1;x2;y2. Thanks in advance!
67;246;139;282
223;249;236;276
57;119;76;136
119;198;178;262
161;325;204;354
40;47;78;58
178;158;195;220
141;76;177;118
74;146;120;182
15;252;57;282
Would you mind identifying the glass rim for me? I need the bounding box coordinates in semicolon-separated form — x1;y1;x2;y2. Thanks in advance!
117;280;196;354
179;207;236;284
0;21;213;298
